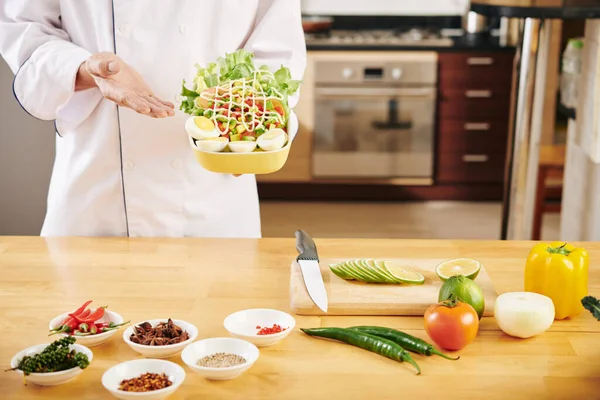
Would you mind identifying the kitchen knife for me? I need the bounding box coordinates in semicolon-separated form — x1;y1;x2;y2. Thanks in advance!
295;229;328;313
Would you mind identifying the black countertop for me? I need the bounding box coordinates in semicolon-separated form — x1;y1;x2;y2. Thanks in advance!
306;34;516;52
471;3;600;18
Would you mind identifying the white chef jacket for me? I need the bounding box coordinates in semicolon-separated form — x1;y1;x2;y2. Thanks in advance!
0;0;306;238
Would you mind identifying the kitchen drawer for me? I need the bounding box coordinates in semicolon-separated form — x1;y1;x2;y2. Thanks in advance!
436;152;506;183
439;52;515;89
438;120;509;153
438;89;511;119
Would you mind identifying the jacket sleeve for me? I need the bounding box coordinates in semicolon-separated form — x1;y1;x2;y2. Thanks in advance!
0;0;92;121
242;0;307;109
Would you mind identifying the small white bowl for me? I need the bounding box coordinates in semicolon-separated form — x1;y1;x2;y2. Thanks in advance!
102;359;185;400
181;337;259;380
223;309;295;347
9;343;93;386
49;310;126;347
123;319;198;359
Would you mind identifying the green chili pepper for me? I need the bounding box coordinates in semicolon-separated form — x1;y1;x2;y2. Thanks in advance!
349;326;459;361
300;327;421;375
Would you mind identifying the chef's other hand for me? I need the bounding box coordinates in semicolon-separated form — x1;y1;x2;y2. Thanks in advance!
78;52;175;118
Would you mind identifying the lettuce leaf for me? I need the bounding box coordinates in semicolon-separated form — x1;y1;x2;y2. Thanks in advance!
582;296;600;320
193;62;219;91
274;66;301;97
217;49;255;81
179;49;302;119
179;80;198;113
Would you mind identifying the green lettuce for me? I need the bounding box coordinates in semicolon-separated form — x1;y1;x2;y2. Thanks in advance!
216;49;255;81
179;49;302;118
582;296;600;320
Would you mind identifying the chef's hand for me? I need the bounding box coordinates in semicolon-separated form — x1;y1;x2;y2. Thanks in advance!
76;52;175;118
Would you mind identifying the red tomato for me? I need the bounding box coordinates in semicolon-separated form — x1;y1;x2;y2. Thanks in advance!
424;299;479;351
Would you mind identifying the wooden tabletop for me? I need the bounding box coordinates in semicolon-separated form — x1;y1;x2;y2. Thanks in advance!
1;237;599;400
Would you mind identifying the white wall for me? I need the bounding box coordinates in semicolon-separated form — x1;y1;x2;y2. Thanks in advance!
0;59;55;235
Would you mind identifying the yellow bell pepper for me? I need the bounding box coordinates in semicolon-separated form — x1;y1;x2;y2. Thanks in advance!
524;241;589;320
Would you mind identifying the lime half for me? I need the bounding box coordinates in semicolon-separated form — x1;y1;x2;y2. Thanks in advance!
435;258;481;282
382;261;425;285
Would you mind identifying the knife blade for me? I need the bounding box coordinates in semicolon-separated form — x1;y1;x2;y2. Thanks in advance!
295;229;328;313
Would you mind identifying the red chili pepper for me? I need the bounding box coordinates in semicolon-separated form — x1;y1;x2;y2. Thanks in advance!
78;309;91;319
77;306;107;324
257;324;287;335
72;300;93;317
89;324;98;335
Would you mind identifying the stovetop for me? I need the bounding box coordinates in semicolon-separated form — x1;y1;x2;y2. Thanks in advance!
305;29;454;48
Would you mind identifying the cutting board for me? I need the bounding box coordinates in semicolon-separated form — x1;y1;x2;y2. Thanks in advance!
290;258;498;316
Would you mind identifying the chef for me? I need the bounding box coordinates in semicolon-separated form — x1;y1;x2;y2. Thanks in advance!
0;0;306;238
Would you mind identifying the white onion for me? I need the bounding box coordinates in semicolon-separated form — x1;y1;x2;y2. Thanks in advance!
494;292;555;339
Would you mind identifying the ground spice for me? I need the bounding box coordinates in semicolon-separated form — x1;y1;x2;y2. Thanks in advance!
256;324;287;335
197;352;247;368
118;372;172;392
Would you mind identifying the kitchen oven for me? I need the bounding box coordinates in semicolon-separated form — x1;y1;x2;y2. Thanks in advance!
312;52;438;180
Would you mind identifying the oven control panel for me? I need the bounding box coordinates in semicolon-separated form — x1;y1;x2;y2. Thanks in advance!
315;55;438;85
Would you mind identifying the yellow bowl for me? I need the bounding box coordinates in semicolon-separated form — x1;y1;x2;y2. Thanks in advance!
189;112;298;175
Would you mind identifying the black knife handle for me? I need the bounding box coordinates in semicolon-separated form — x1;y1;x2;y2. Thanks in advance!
295;229;319;260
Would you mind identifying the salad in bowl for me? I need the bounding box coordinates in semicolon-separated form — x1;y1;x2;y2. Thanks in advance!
180;49;300;155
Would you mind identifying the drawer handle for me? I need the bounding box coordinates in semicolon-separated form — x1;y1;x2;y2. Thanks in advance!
465;123;491;131
467;57;494;66
463;154;489;163
465;90;492;98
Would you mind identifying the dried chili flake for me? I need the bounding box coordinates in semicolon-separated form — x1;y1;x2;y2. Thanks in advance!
118;372;172;392
256;324;287;335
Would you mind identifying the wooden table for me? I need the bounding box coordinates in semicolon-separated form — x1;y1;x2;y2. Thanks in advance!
1;237;599;400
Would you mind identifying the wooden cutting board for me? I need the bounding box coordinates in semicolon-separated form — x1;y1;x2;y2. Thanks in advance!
289;258;498;316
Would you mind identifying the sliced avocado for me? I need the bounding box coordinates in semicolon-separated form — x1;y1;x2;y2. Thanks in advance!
230;133;241;142
243;136;256;142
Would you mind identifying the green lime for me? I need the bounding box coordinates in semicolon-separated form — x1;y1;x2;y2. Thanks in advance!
438;275;485;319
435;258;481;281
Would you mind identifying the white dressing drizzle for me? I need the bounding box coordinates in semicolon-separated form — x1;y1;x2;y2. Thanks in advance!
198;70;285;135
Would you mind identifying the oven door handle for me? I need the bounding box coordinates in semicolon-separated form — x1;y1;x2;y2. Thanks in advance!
315;87;437;98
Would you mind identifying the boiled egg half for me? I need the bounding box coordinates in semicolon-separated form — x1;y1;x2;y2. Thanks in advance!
194;136;229;152
185;116;220;140
257;128;287;151
228;140;257;153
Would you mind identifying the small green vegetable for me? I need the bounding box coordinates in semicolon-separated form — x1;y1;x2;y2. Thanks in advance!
5;336;90;378
582;296;600;320
348;326;459;360
300;327;421;375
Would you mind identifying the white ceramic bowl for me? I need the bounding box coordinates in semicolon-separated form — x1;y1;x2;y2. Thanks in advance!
181;337;259;380
49;310;126;347
223;309;295;347
123;319;198;359
102;359;185;400
9;343;93;386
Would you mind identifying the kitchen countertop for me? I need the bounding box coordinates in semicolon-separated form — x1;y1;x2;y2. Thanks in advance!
471;2;600;18
307;34;516;52
1;236;599;399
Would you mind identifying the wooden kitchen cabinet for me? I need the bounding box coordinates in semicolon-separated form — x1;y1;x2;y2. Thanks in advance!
436;51;515;185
